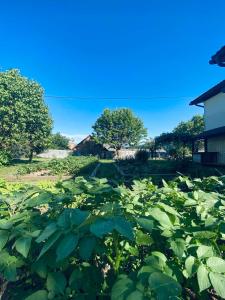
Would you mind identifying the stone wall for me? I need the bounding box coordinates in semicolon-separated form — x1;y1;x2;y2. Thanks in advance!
37;150;72;159
116;149;137;159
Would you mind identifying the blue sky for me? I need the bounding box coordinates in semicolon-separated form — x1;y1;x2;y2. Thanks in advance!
0;0;225;142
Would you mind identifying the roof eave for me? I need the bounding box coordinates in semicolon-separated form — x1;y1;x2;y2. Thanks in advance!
189;80;225;106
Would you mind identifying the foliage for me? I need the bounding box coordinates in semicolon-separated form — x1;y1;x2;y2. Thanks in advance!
0;175;225;299
143;138;158;158
156;115;204;159
135;149;150;162
0;150;11;166
50;133;70;150
92;108;147;151
0;69;52;161
16;156;98;176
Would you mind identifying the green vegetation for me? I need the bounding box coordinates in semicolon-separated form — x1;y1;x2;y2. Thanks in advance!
92;108;147;153
117;159;225;184
0;175;225;299
16;156;98;176
156;115;204;159
0;69;52;162
50;133;70;150
96;160;122;182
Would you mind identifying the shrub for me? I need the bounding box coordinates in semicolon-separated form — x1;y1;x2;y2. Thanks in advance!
135;149;149;162
0;150;11;166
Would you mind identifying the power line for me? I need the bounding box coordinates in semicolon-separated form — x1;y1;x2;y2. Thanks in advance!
45;95;193;100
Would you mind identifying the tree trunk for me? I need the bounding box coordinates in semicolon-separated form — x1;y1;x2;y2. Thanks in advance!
29;149;33;162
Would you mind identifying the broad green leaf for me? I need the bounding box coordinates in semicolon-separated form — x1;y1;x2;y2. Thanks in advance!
25;290;48;300
37;232;61;260
90;218;114;238
197;264;210;292
170;238;186;259
0;251;23;281
78;236;96;260
149;208;173;228
184;199;197;206
193;231;217;239
31;259;47;278
126;290;143;300
36;223;57;243
148;271;182;300
70;209;89;226
136;217;154;232
206;257;225;273
0;230;9;250
209;272;225;298
197;245;214;258
47;272;67;295
114;217;134;241
0;220;13;230
158;203;180;216
111;275;134;300
27;192;52;207
151;251;167;263
15;236;32;258
56;233;78;261
219;221;225;234
136;230;153;246
185;256;197;277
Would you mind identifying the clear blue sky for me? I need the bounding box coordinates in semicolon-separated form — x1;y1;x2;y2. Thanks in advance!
1;1;225;142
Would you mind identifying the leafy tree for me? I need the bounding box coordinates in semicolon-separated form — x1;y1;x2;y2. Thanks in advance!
156;115;204;159
50;133;70;150
0;69;52;161
143;138;158;158
92;108;147;153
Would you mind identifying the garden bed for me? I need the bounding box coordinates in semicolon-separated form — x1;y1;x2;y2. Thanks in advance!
0;175;225;299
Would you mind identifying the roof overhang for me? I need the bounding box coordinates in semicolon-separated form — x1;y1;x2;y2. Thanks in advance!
194;126;225;139
209;46;225;67
189;80;225;106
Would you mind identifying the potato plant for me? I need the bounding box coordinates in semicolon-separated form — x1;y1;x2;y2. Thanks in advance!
0;176;225;299
16;156;98;176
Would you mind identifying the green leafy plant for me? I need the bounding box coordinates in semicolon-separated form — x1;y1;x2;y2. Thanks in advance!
0;175;225;299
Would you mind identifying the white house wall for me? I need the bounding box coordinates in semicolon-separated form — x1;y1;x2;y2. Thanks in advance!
204;92;225;130
208;135;225;165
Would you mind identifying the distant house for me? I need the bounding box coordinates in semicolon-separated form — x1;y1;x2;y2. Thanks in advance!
73;135;115;159
190;80;225;165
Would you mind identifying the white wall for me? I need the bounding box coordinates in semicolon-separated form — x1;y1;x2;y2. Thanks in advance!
208;136;225;165
204;92;225;130
37;150;72;159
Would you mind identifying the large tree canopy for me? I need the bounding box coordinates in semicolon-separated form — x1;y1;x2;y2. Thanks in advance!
0;69;52;161
92;108;147;151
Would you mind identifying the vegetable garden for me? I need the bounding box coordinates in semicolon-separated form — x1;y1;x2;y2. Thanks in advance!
16;156;98;177
0;175;225;299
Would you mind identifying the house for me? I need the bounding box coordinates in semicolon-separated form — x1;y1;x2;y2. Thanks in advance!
190;80;225;165
209;46;225;67
73;135;115;158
